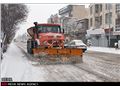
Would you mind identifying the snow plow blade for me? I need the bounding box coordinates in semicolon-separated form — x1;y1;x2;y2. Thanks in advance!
32;48;83;64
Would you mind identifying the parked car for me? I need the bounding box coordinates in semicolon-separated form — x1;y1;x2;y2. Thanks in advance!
64;40;87;52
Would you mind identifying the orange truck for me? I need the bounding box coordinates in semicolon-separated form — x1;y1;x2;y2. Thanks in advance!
27;22;83;63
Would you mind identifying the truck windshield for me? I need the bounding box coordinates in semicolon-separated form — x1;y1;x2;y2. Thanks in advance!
37;26;61;33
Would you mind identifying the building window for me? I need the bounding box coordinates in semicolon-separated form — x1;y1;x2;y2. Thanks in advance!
90;18;93;27
116;19;120;25
95;4;102;13
95;16;102;28
116;10;120;14
106;4;112;10
90;6;93;15
115;19;120;31
115;29;120;31
95;17;99;28
95;4;99;13
116;4;120;13
116;4;120;10
100;4;102;12
100;16;102;26
105;12;112;24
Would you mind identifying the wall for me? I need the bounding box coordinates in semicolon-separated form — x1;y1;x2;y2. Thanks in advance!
90;35;108;47
72;5;88;19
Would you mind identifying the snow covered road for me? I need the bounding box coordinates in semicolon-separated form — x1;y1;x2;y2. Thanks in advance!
1;43;46;81
1;42;120;82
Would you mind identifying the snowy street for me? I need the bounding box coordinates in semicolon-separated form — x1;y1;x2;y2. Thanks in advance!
87;46;120;55
1;42;120;82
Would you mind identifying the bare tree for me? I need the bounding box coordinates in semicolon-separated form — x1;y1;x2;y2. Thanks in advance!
1;4;28;52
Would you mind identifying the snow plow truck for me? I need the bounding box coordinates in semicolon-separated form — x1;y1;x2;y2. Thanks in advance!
27;22;84;64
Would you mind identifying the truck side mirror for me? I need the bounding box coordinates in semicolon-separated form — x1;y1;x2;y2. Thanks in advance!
33;22;39;38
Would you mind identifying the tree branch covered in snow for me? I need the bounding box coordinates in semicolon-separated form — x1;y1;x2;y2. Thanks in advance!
1;4;28;52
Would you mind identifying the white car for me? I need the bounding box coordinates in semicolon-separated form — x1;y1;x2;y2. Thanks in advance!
64;40;87;52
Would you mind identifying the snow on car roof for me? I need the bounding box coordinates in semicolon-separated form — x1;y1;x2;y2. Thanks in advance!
72;40;83;43
72;40;83;42
71;40;86;45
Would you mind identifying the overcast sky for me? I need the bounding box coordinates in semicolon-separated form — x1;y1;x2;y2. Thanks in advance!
15;4;89;37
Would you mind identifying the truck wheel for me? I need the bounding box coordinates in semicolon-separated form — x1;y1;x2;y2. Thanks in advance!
27;40;33;54
27;40;31;54
29;41;33;54
27;40;30;53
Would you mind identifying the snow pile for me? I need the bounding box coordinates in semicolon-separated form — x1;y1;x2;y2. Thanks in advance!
87;46;120;55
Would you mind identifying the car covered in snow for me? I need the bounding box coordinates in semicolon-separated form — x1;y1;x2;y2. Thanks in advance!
64;40;87;52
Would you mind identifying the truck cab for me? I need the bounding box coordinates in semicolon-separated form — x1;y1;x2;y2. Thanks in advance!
27;22;65;54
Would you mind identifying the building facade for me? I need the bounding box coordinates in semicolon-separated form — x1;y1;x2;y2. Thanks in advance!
47;14;60;24
73;18;89;43
59;5;88;19
59;5;88;27
59;5;88;42
87;4;120;47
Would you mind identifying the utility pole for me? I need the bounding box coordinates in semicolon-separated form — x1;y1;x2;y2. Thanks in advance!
108;4;111;47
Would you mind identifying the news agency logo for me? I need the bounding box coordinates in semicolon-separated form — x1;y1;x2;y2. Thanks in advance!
1;77;13;82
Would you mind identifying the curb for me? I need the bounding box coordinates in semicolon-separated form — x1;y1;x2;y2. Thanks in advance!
87;50;120;55
15;44;35;61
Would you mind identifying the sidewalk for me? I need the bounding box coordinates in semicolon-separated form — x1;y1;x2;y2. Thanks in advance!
87;46;120;55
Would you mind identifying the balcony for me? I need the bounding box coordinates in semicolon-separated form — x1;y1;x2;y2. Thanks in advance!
115;25;120;31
